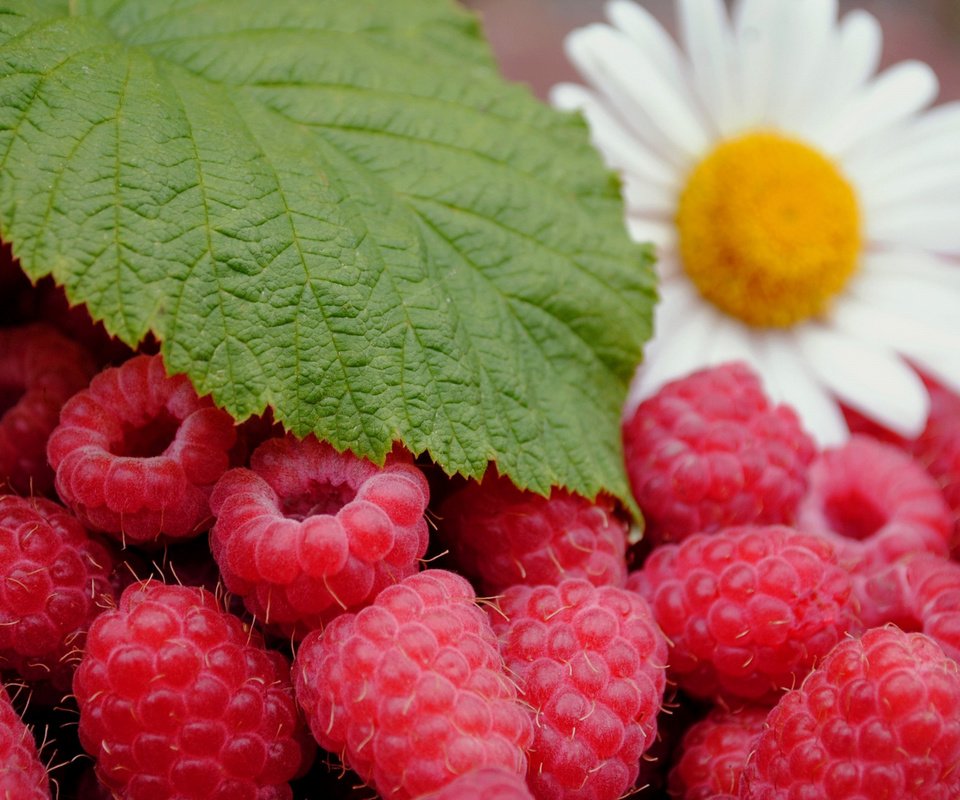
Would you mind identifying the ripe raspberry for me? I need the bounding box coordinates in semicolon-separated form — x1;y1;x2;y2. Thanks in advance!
418;766;534;799
489;579;668;800
910;375;960;549
0;495;113;693
854;553;960;663
631;525;860;704
294;569;532;800
0;323;95;495
47;354;237;544
210;435;430;636
437;473;628;593
797;434;953;572
846;373;960;548
623;362;815;546
740;626;960;799
74;581;313;800
667;705;767;800
0;685;50;799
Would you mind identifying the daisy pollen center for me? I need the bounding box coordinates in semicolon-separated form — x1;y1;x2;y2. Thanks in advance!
676;131;861;328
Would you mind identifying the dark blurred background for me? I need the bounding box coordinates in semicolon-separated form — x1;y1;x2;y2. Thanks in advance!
462;0;960;104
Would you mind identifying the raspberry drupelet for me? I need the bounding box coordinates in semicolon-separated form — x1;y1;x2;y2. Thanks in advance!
0;323;96;496
740;626;960;799
0;495;113;693
489;578;668;800
210;434;430;636
73;581;314;800
438;473;629;593
622;362;816;546
294;569;532;800
0;684;51;799
630;525;860;705
47;354;237;544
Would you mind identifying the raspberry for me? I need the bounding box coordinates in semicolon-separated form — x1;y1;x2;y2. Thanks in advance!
293;569;532;800
854;553;960;663
74;581;313;800
210;435;430;635
631;525;860;704
437;473;628;593
0;684;50;799
47;354;237;544
740;626;960;799
846;373;960;548
0;495;113;693
910;375;960;548
489;579;668;800
0;323;96;495
667;705;767;800
797;434;953;572
622;362;815;546
418;766;534;799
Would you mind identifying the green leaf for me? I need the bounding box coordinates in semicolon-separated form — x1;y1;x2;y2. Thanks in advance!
0;0;655;507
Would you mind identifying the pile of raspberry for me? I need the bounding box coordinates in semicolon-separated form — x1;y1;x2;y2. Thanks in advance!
4;265;960;800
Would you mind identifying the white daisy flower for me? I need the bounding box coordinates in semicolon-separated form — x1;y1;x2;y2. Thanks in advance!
552;0;960;446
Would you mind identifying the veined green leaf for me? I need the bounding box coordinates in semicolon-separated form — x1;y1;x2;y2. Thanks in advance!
0;0;655;507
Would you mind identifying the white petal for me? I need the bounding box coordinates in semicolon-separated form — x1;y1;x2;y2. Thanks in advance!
626;303;720;407
732;0;779;126
796;324;929;437
860;162;960;212
622;174;677;216
814;61;939;156
868;202;960;253
754;332;849;446
765;0;838;130
564;25;710;167
702;319;764;373
849;263;960;326
677;0;740;136
796;10;882;140
625;216;678;251
862;250;960;293
656;253;683;282
845;102;960;189
549;83;679;187
908;352;960;398
606;0;688;89
654;275;700;334
829;294;960;366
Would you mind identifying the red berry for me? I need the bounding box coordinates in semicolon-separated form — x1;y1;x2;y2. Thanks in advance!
0;495;113;693
846;374;960;549
854;552;960;663
668;705;767;800
741;627;960;799
0;323;95;495
47;354;236;544
0;684;50;799
490;579;668;800
417;766;534;799
438;473;629;593
623;362;815;546
74;581;313;800
294;569;532;800
631;525;860;704
797;434;953;572
210;435;430;636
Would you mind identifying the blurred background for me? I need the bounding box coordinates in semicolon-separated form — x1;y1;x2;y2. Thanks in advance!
461;0;960;103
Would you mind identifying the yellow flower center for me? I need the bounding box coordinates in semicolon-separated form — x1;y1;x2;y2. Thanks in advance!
676;132;861;327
